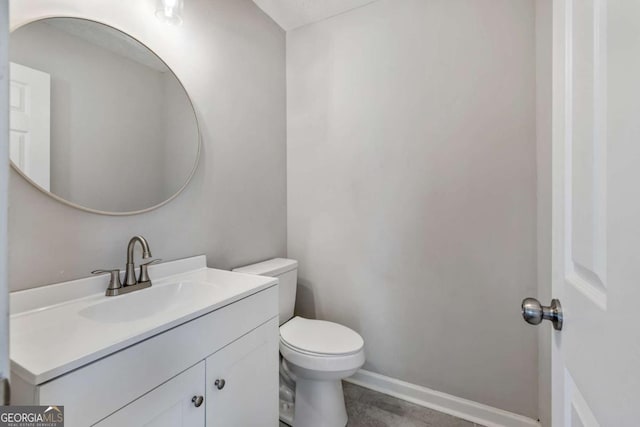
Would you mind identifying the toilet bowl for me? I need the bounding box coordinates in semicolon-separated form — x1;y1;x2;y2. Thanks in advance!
280;317;365;427
233;258;365;427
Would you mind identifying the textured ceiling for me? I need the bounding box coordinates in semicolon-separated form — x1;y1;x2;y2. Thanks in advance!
252;0;379;31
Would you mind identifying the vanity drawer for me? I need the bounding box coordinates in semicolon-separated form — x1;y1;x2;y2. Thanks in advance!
34;285;278;427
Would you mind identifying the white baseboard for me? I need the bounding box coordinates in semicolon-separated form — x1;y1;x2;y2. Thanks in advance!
345;369;540;427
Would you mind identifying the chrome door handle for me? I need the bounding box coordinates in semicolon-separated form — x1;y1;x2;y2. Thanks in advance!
214;379;225;390
521;298;563;331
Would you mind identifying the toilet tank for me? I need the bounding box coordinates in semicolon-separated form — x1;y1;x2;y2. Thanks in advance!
233;258;298;325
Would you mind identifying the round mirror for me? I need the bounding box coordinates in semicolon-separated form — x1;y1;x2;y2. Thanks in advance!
9;18;200;214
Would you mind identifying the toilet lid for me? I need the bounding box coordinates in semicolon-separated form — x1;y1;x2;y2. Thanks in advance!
280;317;364;356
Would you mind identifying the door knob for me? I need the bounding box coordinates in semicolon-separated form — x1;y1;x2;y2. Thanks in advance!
214;379;226;390
192;395;204;407
521;298;563;331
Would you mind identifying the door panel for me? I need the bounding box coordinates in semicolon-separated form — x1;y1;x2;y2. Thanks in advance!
563;0;610;411
569;0;607;300
565;374;600;427
552;0;640;425
553;0;608;424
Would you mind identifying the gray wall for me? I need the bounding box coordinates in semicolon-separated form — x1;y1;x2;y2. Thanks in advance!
535;0;552;425
10;20;198;213
287;0;538;417
9;0;286;290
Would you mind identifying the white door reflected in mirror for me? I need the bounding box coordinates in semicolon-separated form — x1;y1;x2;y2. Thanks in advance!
9;62;50;191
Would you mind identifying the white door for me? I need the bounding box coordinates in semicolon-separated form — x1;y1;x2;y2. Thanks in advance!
9;62;50;191
0;0;9;407
94;362;206;427
546;0;640;425
205;318;279;427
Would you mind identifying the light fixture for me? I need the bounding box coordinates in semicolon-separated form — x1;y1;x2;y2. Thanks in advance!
156;0;184;25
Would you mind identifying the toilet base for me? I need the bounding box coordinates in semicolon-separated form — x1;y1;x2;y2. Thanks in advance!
293;378;347;427
279;400;294;426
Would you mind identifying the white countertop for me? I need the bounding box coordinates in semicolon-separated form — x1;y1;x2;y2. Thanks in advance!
10;256;277;385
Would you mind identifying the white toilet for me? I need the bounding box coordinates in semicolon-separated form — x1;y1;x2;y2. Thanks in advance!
233;258;365;427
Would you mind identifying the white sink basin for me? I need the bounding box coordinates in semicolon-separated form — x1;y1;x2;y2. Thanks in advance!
10;256;278;385
79;281;214;323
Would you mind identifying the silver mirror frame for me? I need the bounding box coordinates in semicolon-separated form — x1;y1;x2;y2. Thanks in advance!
9;16;201;216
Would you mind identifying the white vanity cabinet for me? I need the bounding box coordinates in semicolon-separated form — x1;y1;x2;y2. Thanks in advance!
205;317;279;426
95;361;206;427
96;317;279;427
10;257;280;427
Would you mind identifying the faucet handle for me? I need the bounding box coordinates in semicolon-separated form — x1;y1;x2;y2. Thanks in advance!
92;269;122;296
138;259;162;284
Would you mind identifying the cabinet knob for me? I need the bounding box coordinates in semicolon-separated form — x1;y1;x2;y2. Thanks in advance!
214;379;226;390
192;395;204;407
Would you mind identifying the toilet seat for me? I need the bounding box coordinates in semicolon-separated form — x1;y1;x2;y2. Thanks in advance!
280;317;364;356
279;317;365;372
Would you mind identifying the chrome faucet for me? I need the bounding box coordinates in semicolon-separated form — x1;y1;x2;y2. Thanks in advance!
124;235;152;285
92;235;161;296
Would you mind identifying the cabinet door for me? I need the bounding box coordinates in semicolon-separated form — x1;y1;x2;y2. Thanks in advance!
206;318;279;427
95;361;205;427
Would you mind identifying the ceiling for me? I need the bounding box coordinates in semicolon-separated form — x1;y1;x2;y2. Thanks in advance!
252;0;379;31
